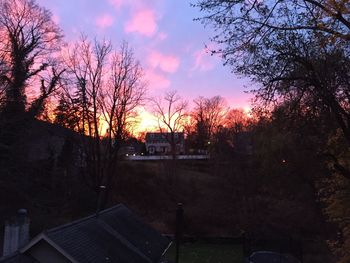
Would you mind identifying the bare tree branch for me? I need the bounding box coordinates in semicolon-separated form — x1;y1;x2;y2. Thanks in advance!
151;90;188;159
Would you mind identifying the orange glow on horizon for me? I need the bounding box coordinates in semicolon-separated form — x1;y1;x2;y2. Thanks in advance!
43;102;252;137
99;107;161;138
135;108;159;133
243;105;253;117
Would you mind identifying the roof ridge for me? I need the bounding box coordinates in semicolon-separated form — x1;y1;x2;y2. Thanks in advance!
97;219;153;263
46;204;125;233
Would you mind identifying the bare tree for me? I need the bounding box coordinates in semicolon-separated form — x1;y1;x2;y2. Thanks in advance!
225;108;249;134
0;53;8;104
100;42;145;201
194;0;350;64
62;36;111;196
0;0;64;170
0;0;63;116
191;96;228;149
195;2;350;260
151;90;188;160
60;36;146;205
101;42;145;150
195;0;350;149
194;1;350;145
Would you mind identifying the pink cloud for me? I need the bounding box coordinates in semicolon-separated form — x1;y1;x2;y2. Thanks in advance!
192;46;217;72
124;9;157;37
108;0;123;9
144;69;171;90
148;51;180;73
96;14;114;28
108;0;157;12
156;32;168;41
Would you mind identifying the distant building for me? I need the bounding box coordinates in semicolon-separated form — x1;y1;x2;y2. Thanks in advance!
0;204;170;263
145;132;185;155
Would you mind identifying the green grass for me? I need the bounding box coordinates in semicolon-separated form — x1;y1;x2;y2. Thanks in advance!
165;242;244;263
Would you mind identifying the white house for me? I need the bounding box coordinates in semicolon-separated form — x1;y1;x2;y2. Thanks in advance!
145;132;185;155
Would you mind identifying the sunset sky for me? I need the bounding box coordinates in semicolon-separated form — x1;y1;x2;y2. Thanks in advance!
36;0;253;131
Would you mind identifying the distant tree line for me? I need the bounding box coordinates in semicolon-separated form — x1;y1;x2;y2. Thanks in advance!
150;91;252;156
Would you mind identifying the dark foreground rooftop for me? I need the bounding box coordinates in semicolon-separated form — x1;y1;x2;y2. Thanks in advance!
0;204;170;263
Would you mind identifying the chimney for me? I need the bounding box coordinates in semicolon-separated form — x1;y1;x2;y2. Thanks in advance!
2;209;30;256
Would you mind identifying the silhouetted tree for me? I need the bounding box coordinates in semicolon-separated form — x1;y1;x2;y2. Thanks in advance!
191;96;228;150
151;90;188;160
196;0;350;174
194;1;350;60
54;94;81;131
225;108;249;133
195;2;350;260
0;0;63;116
195;1;350;145
0;0;64;172
60;36;146;205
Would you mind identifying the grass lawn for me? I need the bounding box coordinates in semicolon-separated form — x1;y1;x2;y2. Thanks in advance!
165;242;244;263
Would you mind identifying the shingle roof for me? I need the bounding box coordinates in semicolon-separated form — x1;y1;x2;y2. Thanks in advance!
32;204;170;263
0;253;38;263
97;205;169;262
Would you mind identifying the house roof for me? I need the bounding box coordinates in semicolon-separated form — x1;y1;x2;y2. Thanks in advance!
145;132;184;143
2;204;170;263
0;252;38;263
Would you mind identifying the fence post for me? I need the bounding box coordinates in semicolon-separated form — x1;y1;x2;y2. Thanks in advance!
175;203;184;263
